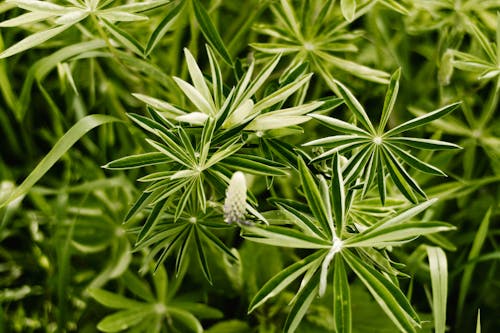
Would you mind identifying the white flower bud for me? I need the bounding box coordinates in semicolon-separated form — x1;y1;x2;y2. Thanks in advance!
224;172;247;224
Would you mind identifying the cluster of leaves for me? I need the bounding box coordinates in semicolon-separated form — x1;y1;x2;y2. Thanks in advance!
0;0;499;332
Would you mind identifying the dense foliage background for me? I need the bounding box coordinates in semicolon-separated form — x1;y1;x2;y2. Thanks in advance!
0;0;499;332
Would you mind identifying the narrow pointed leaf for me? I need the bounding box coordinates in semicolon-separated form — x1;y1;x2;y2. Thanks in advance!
145;0;185;55
88;288;144;309
191;0;233;66
387;102;461;136
387;137;461;150
248;250;324;313
136;198;168;245
331;154;346;236
387;143;447;176
340;0;356;22
378;68;401;133
333;256;351;333
283;272;320;333
0;24;73;59
343;250;419;333
104;152;170;169
427;246;448;333
334;79;375;133
97;306;154;332
241;225;331;249
298;156;332;237
1;115;121;208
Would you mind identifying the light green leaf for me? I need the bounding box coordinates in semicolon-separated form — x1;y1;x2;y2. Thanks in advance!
341;0;356;22
308;114;370;136
343;250;419;333
132;93;185;118
7;0;69;13
101;18;144;55
333;255;351;333
221;154;289;176
136;199;168;245
248;250;324;313
168;307;203;333
0;24;73;59
284;272;320;333
298;156;333;236
335;79;376;133
457;208;491;320
253;74;313;113
427;246;448;333
184;48;213;108
191;0;233;66
344;221;454;248
0;115;121;208
241;225;331;249
173;77;214;115
0;11;54;27
378;68;401;134
387;102;461;136
98;11;148;22
97;306;155;332
111;0;171;13
88;288;144;309
104;152;170;169
331;154;346;236
145;0;185;55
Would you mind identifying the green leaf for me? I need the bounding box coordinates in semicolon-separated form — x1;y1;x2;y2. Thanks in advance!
457;208;491;320
198;226;238;261
7;0;69;13
136;198;168;245
303;134;368;148
0;115;121;208
333;255;351;333
184;48;213;107
193;227;212;283
334;79;375;134
168;307;203;333
386;102;461;136
275;201;328;238
378;68;401;134
387;144;446;176
340;0;356;22
253;73;313;113
387;137;461;150
173;76;214;115
241;225;331;249
283;271;320;333
145;0;185;55
104;152;170;169
221;154;288;176
97;306;155;332
191;0;233;66
298;156;333;236
0;24;74;59
380;147;421;203
0;11;54;27
88;289;144;309
100;18;144;55
426;246;448;333
110;0;171;13
342;250;419;333
344;221;454;248
331;154;346;236
248;250;324;313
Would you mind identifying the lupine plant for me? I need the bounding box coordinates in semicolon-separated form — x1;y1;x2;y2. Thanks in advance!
0;0;498;332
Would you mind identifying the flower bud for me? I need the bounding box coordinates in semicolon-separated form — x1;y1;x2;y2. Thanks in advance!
224;172;247;224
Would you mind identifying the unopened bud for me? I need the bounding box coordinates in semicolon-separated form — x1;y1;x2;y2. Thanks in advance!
224;172;247;224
